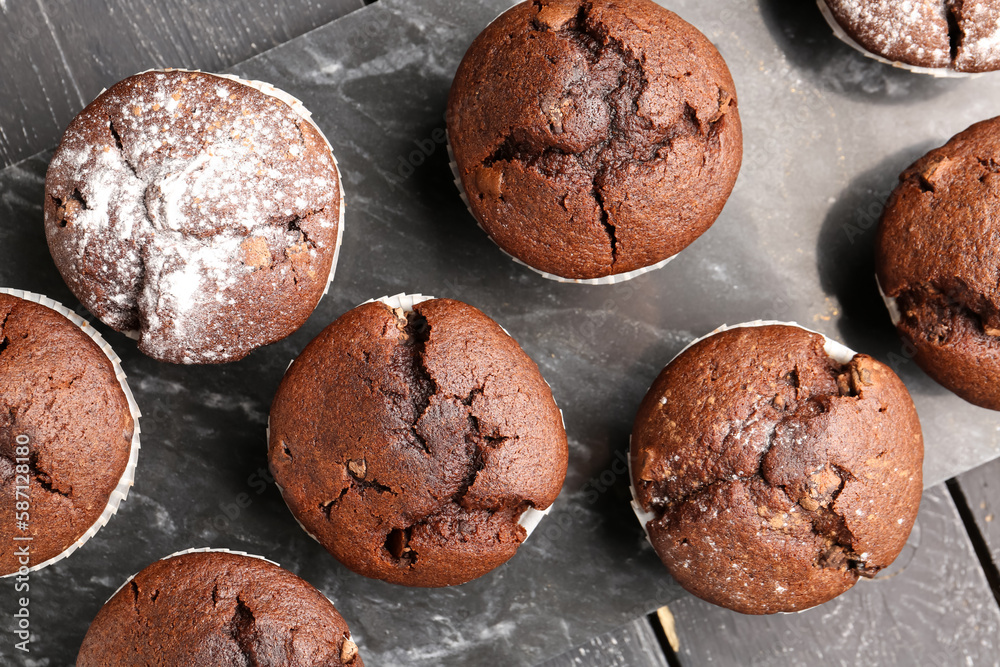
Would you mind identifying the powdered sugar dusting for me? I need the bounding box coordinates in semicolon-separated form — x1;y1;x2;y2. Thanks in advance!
823;0;1000;74
955;1;1000;70
825;0;951;68
46;70;342;364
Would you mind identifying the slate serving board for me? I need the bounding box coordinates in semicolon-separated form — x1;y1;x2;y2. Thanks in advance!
2;0;1000;664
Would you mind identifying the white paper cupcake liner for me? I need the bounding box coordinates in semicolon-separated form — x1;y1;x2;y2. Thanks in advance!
0;288;141;576
268;292;560;541
446;134;677;285
627;320;858;545
876;275;902;326
816;0;976;79
113;68;345;339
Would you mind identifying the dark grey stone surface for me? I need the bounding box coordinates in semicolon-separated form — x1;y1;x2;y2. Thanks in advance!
0;0;365;169
540;617;669;667
1;0;1000;665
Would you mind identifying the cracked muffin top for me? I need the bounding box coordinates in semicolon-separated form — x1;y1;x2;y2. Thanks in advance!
446;0;742;280
876;116;1000;410
44;69;342;364
76;550;362;666
0;293;134;575
268;298;568;587
630;324;923;615
821;0;1000;73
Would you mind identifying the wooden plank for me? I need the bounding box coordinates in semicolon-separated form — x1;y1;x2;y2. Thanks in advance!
0;0;365;169
958;459;1000;567
539;617;670;667
661;485;1000;667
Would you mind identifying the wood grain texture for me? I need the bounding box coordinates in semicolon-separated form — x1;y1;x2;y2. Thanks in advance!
539;618;670;667
0;0;364;169
958;459;1000;567
663;485;1000;667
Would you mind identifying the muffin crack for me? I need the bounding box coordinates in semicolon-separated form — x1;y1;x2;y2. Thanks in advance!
33;465;74;499
453;442;485;508
0;426;75;499
401;311;436;455
592;183;617;263
128;580;140;611
321;478;397;519
49;189;91;229
321;462;398;518
285;213;318;250
0;307;11;356
647;360;879;571
477;1;728;270
944;0;1000;71
768;460;871;575
108;117;140;179
977;156;1000;182
228;595;261;665
895;278;1000;342
385;526;417;565
946;1;964;63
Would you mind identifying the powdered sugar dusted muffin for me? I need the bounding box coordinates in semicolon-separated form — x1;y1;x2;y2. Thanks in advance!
820;0;1000;74
630;324;923;614
45;69;343;364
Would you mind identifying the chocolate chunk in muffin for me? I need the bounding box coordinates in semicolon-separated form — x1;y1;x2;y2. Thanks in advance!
447;0;742;280
820;0;1000;73
45;69;342;364
0;293;134;575
268;298;568;587
77;550;362;666
876;116;1000;410
630;324;923;615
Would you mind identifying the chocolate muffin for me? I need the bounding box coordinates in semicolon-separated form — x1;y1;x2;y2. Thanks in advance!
77;550;362;666
0;292;136;575
630;324;923;615
876;116;1000;410
820;0;1000;73
447;0;742;281
268;297;568;587
45;69;343;364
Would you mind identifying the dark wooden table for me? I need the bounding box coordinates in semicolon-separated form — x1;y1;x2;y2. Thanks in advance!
1;1;998;665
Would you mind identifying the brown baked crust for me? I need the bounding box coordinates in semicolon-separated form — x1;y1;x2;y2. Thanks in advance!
44;70;341;364
76;551;362;666
446;0;742;279
630;325;923;615
823;0;1000;73
876;116;1000;410
268;298;568;587
0;294;133;574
